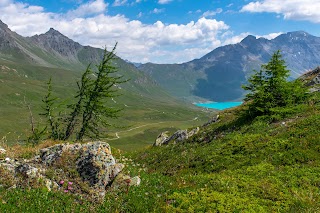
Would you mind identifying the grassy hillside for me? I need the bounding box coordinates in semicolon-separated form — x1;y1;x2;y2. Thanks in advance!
0;57;210;149
139;63;207;102
1;92;319;212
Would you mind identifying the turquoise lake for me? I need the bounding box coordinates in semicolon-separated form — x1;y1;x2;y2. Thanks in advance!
195;102;243;110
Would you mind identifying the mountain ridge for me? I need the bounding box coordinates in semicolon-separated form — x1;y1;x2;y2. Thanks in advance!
139;30;320;102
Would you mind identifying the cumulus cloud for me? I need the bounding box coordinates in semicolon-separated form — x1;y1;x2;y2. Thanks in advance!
241;0;320;23
67;0;108;18
0;0;232;63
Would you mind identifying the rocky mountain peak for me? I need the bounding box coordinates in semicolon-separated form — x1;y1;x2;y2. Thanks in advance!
0;20;19;50
31;28;82;58
0;20;9;30
45;28;65;37
240;35;257;45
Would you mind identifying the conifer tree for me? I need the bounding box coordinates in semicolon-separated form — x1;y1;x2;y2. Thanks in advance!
243;50;308;118
40;44;126;141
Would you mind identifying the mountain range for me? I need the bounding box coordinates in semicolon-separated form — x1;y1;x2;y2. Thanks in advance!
0;20;206;146
139;31;320;102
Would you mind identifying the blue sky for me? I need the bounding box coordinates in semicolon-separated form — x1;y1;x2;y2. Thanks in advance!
1;0;320;63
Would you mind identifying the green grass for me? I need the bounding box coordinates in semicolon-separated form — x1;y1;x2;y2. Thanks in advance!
0;58;211;150
1;96;320;212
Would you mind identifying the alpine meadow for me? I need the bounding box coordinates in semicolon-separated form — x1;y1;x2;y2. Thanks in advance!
1;0;320;212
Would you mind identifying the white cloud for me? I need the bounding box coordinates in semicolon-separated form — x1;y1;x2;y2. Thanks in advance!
222;32;250;45
202;8;223;18
0;0;12;6
222;31;282;45
257;32;282;40
67;0;108;18
241;0;320;23
113;0;127;7
158;0;172;4
0;0;231;63
152;8;165;14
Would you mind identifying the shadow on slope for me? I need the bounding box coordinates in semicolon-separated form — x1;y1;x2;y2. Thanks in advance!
192;62;246;101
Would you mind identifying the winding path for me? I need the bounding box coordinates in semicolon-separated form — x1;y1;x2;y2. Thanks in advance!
106;117;198;141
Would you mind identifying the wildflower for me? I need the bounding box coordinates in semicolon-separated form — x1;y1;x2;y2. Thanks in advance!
68;182;73;185
64;190;69;193
67;186;73;190
59;180;64;185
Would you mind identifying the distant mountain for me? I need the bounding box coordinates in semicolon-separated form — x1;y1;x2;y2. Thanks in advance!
0;20;205;141
139;31;320;102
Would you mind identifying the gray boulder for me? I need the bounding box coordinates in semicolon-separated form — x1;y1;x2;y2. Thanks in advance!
202;115;220;127
188;127;200;137
153;131;170;146
154;127;201;146
40;143;82;165
40;141;124;189
76;141;124;189
172;130;188;143
15;164;40;179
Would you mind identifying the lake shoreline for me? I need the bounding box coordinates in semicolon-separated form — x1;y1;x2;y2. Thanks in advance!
194;101;243;110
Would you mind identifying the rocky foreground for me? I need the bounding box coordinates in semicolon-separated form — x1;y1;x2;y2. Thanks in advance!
0;141;140;200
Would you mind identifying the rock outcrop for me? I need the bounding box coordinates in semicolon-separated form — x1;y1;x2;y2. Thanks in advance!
153;127;200;146
300;67;320;93
202;115;220;127
154;131;170;146
0;141;137;198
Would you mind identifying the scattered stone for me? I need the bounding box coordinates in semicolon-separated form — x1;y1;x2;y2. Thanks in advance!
154;131;170;146
154;127;201;146
111;173;141;190
202;114;220;127
130;176;141;186
188;127;200;137
0;147;6;155
170;130;188;143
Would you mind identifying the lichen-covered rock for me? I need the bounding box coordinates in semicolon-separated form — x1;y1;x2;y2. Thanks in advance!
153;131;170;146
0;147;6;155
76;141;124;189
15;164;39;179
188;127;200;138
163;130;188;145
173;130;188;143
1;141;129;196
154;128;200;146
40;143;83;165
40;144;65;165
202;115;220;127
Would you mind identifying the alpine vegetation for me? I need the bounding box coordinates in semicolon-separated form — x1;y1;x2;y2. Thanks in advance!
242;50;308;119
